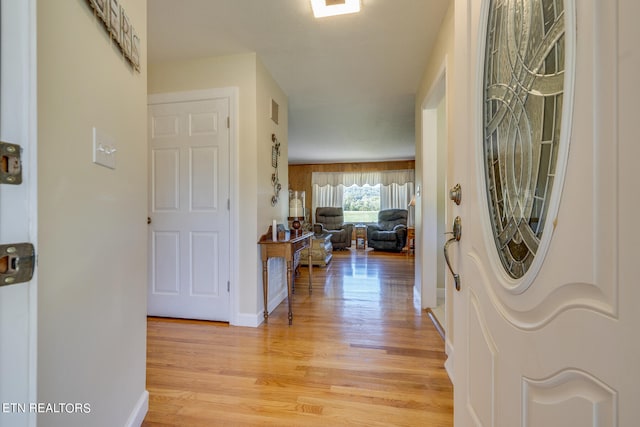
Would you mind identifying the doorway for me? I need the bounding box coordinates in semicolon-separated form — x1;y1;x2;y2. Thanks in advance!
419;67;450;352
147;89;236;322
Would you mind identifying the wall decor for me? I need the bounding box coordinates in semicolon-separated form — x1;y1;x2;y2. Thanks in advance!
131;27;141;69
120;7;132;58
108;0;120;44
90;0;107;23
86;0;141;72
271;133;282;206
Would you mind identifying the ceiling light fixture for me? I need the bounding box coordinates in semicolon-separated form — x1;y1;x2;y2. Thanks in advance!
310;0;361;18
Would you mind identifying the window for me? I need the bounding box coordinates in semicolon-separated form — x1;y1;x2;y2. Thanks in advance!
311;170;415;223
343;184;380;223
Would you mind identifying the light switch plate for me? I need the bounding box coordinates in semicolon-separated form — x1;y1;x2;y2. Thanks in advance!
92;127;117;169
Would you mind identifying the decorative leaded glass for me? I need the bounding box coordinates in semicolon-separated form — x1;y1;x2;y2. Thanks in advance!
483;0;566;278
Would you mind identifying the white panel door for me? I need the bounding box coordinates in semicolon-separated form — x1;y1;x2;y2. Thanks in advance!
452;0;639;425
148;96;230;321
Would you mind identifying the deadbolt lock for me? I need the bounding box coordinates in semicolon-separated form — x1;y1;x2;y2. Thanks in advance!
449;183;461;205
0;141;23;185
0;243;35;286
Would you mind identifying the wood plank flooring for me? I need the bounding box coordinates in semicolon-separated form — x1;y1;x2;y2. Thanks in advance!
143;249;453;426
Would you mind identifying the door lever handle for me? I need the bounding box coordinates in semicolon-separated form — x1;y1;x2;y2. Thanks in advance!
444;216;462;291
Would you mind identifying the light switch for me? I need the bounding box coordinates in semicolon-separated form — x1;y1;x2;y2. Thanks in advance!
92;127;117;169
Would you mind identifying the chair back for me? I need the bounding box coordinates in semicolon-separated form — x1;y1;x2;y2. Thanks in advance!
377;209;408;230
315;207;345;230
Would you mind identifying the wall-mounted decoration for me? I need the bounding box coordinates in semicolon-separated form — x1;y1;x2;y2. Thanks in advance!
270;133;282;206
120;7;132;59
86;0;141;72
108;0;120;44
131;28;141;69
90;0;107;23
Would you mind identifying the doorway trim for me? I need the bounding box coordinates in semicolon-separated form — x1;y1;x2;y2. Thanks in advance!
420;61;447;308
147;87;240;324
0;0;38;425
419;60;453;376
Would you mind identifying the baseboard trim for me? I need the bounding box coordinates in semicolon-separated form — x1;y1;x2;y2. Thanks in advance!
444;339;454;383
425;308;445;341
268;287;288;314
231;288;288;328
233;312;261;327
124;390;148;427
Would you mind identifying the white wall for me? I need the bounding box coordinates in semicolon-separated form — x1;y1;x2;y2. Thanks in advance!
148;53;289;324
256;58;290;312
37;1;148;426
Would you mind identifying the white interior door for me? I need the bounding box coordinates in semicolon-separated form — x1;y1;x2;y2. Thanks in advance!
0;0;37;425
452;0;639;425
148;93;230;321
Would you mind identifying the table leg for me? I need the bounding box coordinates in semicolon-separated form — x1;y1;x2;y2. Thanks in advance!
308;247;313;294
286;260;293;325
262;260;269;322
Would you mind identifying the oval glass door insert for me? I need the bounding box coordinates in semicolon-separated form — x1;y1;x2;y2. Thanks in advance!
482;0;568;279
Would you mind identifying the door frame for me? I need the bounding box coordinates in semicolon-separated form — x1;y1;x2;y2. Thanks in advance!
147;87;240;324
418;61;453;375
0;0;38;425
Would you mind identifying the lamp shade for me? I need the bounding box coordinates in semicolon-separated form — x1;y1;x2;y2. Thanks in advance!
289;191;305;218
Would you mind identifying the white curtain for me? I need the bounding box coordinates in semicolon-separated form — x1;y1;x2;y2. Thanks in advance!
380;182;415;210
311;184;344;222
312;170;414;187
311;170;414;221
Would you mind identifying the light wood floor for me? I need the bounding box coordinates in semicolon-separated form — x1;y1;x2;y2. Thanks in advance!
143;249;453;426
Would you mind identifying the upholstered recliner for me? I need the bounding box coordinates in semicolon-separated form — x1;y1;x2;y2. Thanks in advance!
367;209;408;252
313;207;353;250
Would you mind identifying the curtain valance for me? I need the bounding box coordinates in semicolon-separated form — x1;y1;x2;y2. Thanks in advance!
311;170;414;187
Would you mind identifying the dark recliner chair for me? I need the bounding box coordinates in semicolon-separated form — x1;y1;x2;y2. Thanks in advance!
367;209;408;252
313;207;353;250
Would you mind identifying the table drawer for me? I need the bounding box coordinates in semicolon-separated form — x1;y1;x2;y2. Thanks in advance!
291;238;309;253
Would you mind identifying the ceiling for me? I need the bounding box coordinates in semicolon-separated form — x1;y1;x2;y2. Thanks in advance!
147;0;450;164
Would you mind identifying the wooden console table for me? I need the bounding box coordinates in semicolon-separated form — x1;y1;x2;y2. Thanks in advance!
258;231;313;325
404;226;415;256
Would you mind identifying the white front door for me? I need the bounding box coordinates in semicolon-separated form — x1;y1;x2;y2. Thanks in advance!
148;92;230;321
0;0;37;425
452;0;639;425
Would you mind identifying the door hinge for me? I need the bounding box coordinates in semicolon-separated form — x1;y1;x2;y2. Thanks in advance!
0;243;35;286
226;117;230;129
0;141;23;185
227;199;230;211
227;281;230;292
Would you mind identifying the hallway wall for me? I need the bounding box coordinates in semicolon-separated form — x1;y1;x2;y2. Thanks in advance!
37;1;148;425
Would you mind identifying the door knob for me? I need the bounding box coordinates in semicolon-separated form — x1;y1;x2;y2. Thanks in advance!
449;183;461;205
